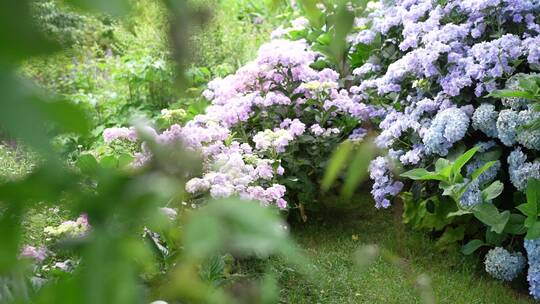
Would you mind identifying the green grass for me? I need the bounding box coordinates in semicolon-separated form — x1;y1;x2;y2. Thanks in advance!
0;144;36;181
189;0;292;72
256;195;534;304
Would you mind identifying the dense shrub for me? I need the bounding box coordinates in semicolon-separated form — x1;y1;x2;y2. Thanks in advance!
345;0;540;299
109;37;373;210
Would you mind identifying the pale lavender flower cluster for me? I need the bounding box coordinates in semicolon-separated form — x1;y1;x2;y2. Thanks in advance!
369;157;404;209
103;127;138;143
360;0;540;208
133;37;371;209
20;245;48;263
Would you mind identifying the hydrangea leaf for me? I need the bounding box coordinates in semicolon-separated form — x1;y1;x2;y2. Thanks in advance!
451;146;479;182
473;203;510;234
503;214;527;235
435;158;452;178
485;229;507;246
461;239;486;255
401;168;446;181
526;179;540;214
481;181;504;202
76;154;99;175
436;226;465;249
470;161;496;182
526;221;540;240
488;89;535;100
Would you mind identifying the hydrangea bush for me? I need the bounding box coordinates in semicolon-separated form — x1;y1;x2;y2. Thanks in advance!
111;36;375;211
344;0;540;298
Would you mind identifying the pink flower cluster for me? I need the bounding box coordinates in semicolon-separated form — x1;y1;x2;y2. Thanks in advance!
20;245;48;263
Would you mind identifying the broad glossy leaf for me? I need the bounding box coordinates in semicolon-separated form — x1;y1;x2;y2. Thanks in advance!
435;158;452;177
401;168;446;181
503;214;527;235
488;89;536;100
473;203;510;234
481;181;504;202
526;179;540;213
451;146;478;181
76;154;99;175
526;221;540;240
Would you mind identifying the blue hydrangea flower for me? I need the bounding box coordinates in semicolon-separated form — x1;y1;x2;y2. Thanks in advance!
528;265;540;301
466;159;501;186
477;140;498;152
458;179;483;208
497;109;520;146
525;239;540;300
472;103;499;138
516;110;540;150
508;148;540;191
423;108;470;156
484;247;526;282
369;157;403;209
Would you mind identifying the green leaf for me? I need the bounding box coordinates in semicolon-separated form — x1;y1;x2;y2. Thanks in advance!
526;178;540;213
473;203;510;234
504;214;527;235
297;0;324;28
451;146;478;181
401;168;446;181
470;161;496;181
341;141;377;198
526;221;540;240
76;154;99;175
99;155;118;169
519;76;539;92
436;226;465;249
517;203;536;218
485;229;507;246
461;239;485;255
402;193;456;231
0;1;58;64
488;89;536;100
435;158;452;178
481;181;504;202
117;153;134;168
447;209;472;218
321;141;353;190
